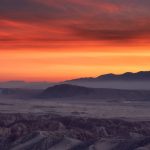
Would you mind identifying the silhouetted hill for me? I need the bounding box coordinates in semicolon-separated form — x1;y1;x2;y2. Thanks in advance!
68;71;150;82
39;84;150;101
97;71;150;80
64;71;150;90
39;84;93;98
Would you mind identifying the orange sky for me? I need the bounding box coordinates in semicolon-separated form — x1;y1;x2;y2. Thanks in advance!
0;0;150;81
0;45;150;82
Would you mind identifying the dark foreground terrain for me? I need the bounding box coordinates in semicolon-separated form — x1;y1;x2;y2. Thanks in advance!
0;113;150;150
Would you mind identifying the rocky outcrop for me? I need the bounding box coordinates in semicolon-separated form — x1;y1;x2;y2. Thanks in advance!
0;113;150;149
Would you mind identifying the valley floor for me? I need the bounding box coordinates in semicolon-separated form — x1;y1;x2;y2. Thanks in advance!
0;98;150;120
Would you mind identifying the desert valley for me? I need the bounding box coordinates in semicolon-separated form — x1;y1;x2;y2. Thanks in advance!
0;72;150;149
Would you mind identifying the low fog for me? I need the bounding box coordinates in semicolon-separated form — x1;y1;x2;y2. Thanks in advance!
68;81;150;90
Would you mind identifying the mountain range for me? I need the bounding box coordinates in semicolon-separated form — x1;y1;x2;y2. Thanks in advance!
67;71;150;82
0;71;150;90
65;71;150;90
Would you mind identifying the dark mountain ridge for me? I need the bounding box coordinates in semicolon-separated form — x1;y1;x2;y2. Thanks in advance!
64;71;150;90
1;71;150;90
39;84;93;98
67;71;150;82
39;84;150;101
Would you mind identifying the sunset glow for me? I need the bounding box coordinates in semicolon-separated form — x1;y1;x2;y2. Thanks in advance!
0;0;150;81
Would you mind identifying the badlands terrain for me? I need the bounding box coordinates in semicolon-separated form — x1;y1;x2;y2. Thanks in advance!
0;94;150;149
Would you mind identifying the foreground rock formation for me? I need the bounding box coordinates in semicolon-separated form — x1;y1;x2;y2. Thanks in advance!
0;113;150;150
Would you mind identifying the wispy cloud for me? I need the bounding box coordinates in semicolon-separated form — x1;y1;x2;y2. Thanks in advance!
0;0;150;48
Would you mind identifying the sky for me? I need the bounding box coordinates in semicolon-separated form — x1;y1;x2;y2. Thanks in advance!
0;0;150;81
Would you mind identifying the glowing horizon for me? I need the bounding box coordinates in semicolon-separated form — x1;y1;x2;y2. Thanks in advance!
0;0;150;81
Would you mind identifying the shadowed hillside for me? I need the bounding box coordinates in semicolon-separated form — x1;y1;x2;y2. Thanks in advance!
39;84;150;101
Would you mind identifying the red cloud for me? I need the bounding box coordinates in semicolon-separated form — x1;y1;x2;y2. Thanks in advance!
0;0;150;49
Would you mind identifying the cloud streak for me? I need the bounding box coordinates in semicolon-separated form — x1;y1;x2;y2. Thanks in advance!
0;0;150;48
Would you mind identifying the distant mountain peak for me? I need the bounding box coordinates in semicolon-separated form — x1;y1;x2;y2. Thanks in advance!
106;71;150;80
67;71;150;82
